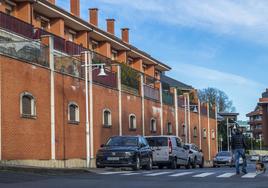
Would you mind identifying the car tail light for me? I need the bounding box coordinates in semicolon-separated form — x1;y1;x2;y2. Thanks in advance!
168;138;172;154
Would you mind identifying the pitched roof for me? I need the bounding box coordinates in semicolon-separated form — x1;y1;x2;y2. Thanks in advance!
160;75;193;90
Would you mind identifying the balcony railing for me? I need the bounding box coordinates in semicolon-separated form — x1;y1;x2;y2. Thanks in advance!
162;90;174;106
0;40;49;67
34;28;86;55
121;64;140;95
144;84;159;101
0;12;33;39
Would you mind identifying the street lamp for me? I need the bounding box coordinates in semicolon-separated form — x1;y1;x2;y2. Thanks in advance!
82;51;107;168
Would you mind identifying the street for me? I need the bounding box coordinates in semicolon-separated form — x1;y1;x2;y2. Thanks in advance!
0;162;266;188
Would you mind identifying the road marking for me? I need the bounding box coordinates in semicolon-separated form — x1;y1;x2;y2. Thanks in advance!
99;171;133;175
193;172;215;178
121;173;141;176
145;171;173;176
169;172;194;177
217;173;236;178
242;173;257;178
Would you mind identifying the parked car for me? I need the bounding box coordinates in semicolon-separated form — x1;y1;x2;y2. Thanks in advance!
213;151;234;167
250;155;260;161
145;136;191;169
262;155;268;163
96;136;153;170
183;144;204;168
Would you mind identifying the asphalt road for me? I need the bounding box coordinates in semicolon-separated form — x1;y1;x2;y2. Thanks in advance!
0;162;267;188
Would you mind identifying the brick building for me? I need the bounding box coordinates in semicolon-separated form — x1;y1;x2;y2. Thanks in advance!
0;0;217;168
258;89;268;147
247;105;263;140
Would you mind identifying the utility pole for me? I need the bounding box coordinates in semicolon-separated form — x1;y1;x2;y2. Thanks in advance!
227;117;229;151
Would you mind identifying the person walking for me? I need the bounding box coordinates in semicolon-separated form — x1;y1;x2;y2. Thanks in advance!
231;127;247;175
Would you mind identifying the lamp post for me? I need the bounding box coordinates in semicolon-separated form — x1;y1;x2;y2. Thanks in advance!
82;51;107;168
227;117;229;151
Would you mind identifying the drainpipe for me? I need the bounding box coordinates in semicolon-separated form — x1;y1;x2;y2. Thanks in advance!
174;88;178;137
207;102;211;161
187;93;191;143
184;94;188;143
198;99;202;149
140;74;145;136
117;66;122;136
159;83;163;135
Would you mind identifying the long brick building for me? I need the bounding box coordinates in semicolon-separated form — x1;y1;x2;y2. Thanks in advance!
0;0;217;168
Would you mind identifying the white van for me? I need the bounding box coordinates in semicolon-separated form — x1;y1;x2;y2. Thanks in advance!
145;136;191;169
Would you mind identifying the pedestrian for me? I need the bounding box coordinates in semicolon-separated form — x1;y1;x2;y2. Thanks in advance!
231;127;247;175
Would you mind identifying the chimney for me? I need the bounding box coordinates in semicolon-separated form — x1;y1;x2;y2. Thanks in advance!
70;0;80;17
106;19;115;35
121;28;129;43
89;8;98;27
47;0;55;4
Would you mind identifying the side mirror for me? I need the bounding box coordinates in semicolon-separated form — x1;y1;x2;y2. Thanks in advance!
183;145;188;150
100;144;105;148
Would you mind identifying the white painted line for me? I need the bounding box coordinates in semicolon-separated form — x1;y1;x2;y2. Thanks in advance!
217;173;236;178
193;172;215;178
145;172;173;176
169;172;194;177
99;171;133;175
121;173;141;176
242;173;257;178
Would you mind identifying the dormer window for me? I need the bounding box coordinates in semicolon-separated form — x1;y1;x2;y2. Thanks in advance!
67;29;76;42
40;16;50;30
127;57;134;65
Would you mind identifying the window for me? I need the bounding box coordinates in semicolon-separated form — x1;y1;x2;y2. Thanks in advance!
150;118;157;133
111;49;118;61
68;102;79;124
129;114;136;130
91;40;99;51
211;129;215;140
127;57;134;66
203;128;207;138
103;109;112;127
167;122;172;135
20;92;36;118
193;127;197;137
5;3;14;15
182;124;186;136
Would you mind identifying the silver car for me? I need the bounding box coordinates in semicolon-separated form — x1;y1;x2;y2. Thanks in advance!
184;144;204;168
146;136;191;169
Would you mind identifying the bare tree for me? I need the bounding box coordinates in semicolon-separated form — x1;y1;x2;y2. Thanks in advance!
198;87;236;112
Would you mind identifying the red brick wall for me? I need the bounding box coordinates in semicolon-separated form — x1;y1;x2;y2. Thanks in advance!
54;74;86;160
162;104;176;135
92;84;119;156
121;93;142;135
1;56;51;160
144;99;161;136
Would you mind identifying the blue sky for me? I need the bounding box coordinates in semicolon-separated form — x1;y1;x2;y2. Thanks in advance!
57;0;267;120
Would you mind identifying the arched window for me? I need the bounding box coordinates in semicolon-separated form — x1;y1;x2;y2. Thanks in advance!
150;118;157;133
167;122;172;135
129;114;136;130
20;92;36;118
211;129;215;140
203;128;207;138
193;127;197;137
68;102;79;124
103;109;112;127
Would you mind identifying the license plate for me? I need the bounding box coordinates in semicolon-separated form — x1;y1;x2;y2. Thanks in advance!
107;157;120;161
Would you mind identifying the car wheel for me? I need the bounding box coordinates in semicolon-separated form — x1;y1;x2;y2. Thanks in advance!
185;159;191;169
146;157;153;170
133;156;140;171
170;158;177;169
192;158;197;169
199;158;204;168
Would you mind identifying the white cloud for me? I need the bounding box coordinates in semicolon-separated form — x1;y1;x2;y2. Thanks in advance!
169;63;265;120
94;0;268;44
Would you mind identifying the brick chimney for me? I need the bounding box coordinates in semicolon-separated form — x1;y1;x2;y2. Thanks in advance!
47;0;55;4
89;8;98;27
106;19;115;35
121;28;129;43
70;0;80;17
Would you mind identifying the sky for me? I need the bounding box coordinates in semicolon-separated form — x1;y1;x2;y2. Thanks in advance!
57;0;268;120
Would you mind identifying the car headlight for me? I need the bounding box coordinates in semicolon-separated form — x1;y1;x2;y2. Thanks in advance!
125;151;135;157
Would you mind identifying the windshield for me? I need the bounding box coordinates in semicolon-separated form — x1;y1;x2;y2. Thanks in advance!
106;137;138;147
146;137;168;147
217;152;231;157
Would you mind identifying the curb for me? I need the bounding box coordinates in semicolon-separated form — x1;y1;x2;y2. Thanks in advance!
0;165;93;174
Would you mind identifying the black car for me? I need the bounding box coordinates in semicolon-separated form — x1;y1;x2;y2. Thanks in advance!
96;136;153;170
